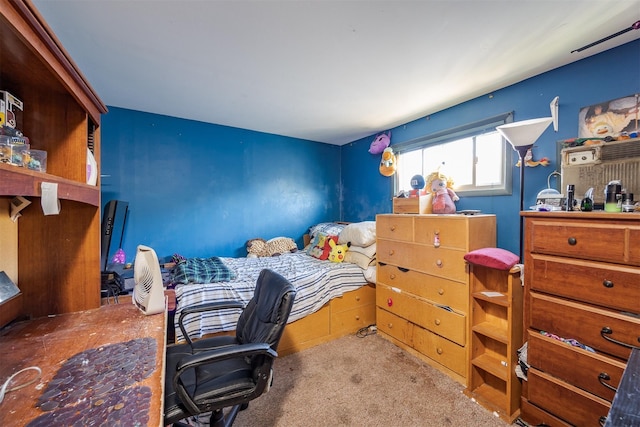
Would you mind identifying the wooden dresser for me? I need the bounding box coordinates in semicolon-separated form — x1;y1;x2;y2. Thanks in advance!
375;214;496;384
520;212;640;426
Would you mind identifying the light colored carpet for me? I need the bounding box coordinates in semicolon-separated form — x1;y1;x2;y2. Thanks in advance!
231;333;512;426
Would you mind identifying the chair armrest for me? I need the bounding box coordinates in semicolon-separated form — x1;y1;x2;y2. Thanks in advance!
178;300;245;346
176;342;277;372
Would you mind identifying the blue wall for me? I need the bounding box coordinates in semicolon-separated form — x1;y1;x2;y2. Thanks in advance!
102;40;639;261
101;109;341;260
341;40;640;256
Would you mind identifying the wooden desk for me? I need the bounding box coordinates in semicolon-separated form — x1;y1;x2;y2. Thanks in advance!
0;304;166;426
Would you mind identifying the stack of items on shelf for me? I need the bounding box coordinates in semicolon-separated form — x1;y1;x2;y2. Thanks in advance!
0;90;47;172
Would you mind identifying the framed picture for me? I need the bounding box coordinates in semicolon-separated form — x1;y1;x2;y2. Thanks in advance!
578;94;640;138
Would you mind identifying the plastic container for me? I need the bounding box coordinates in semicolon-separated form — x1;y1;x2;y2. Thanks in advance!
0;141;27;166
23;149;47;172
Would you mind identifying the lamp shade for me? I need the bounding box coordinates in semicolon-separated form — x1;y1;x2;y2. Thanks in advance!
496;117;553;148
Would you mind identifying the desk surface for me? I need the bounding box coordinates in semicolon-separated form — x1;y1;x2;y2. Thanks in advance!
0;304;166;426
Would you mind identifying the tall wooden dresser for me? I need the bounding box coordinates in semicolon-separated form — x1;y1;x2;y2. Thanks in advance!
375;214;496;384
520;212;640;426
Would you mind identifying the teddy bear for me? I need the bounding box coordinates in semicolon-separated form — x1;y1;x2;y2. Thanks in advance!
246;237;298;258
328;240;350;263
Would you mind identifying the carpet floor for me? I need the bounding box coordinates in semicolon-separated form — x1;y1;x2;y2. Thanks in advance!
229;332;513;426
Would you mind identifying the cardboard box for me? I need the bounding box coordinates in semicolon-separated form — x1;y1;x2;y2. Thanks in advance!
393;195;432;214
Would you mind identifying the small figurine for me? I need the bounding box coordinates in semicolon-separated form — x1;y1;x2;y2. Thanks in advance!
425;170;459;214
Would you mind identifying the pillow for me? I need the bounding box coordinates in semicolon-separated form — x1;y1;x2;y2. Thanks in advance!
463;248;519;271
309;222;346;240
172;257;237;284
347;242;376;259
338;221;376;247
344;251;376;270
306;232;338;260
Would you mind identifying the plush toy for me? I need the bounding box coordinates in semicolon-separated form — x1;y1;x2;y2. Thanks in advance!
246;237;297;258
425;170;459;214
328;240;350;263
379;147;396;177
246;238;269;258
266;237;298;256
369;131;391;154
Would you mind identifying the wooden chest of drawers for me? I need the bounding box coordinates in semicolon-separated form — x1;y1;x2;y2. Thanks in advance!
521;212;640;427
375;214;496;384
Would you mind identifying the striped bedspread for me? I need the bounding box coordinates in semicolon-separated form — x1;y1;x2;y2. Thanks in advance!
174;252;368;342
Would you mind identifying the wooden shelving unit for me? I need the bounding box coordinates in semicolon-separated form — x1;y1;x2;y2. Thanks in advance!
465;264;523;423
0;0;107;325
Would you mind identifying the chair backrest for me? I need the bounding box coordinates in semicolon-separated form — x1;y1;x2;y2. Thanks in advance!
235;269;296;350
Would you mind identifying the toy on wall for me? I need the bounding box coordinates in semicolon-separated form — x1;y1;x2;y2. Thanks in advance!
328;240;350;263
425;169;459;214
379;147;396;177
368;131;391;154
517;148;550;167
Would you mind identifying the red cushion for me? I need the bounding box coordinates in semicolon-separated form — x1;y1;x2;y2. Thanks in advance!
464;247;519;270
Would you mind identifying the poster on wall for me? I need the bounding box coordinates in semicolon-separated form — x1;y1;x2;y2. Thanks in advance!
578;93;640;138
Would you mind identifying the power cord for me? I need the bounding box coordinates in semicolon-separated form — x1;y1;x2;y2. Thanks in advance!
0;366;42;405
356;324;377;338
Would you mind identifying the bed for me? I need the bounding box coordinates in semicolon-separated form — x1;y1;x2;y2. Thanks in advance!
172;221;378;355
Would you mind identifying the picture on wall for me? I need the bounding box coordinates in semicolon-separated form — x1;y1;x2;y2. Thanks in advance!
578;93;640;138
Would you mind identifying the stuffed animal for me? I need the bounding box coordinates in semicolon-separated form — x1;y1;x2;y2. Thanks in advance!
425;170;459;214
266;237;298;256
246;238;269;258
379;147;396;177
328;240;350;263
246;237;298;258
369;131;391;154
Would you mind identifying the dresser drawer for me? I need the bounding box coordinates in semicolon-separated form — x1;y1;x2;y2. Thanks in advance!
413;216;468;249
376;306;413;345
528;368;610;427
330;284;375;312
376;215;415;242
377;284;466;345
377;239;467;282
530;292;640;360
529;253;640;313
376;263;468;313
413;323;466;377
527;218;640;265
528;331;625;402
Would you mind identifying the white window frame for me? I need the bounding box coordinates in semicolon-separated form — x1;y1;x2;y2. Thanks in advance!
393;112;514;197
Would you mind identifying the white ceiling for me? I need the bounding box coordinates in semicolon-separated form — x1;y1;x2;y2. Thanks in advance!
33;0;640;145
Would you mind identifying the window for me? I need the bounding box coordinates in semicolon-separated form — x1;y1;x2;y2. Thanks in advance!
394;113;514;197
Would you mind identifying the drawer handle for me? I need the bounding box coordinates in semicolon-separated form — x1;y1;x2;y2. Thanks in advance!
568;237;577;245
599;416;607;427
434;319;441;326
603;280;614;288
436;347;443;355
597;372;618;393
433;231;440;248
387;322;393;329
438;288;444;295
600;326;640;349
436;259;443;268
390;226;396;232
388;250;395;256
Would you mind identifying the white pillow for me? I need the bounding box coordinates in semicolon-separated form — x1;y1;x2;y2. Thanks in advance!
344;251;376;270
338;221;376;246
348;243;376;259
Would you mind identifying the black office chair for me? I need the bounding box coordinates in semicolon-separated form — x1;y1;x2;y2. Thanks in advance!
164;269;296;427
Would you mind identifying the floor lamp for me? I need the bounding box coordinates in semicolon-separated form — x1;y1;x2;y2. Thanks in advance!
496;117;553;260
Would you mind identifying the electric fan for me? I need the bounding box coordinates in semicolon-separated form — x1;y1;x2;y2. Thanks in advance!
132;245;165;315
